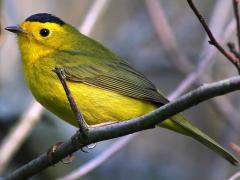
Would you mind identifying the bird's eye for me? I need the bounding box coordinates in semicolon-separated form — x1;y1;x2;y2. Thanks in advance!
39;28;50;37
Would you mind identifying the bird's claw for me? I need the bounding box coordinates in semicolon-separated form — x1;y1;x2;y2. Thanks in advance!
71;130;95;153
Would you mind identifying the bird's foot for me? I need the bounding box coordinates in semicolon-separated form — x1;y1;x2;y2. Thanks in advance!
47;141;75;164
47;142;63;165
71;130;87;152
71;129;97;153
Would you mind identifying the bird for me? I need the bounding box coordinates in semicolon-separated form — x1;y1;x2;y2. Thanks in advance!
5;13;238;165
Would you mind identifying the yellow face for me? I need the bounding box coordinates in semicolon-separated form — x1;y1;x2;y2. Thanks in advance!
19;21;60;40
17;22;62;60
13;20;79;65
19;21;64;44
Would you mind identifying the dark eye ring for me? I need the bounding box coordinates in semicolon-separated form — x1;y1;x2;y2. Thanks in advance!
40;28;50;37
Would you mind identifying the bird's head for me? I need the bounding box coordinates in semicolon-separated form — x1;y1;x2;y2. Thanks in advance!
5;13;80;61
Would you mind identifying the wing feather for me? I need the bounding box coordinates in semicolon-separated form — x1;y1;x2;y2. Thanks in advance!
56;52;168;105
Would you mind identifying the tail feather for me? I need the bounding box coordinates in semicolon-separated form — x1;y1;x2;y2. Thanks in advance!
159;114;239;166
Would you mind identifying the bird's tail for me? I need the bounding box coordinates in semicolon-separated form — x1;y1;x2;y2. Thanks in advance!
159;114;239;166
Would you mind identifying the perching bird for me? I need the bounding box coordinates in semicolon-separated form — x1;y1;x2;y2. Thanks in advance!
5;13;238;165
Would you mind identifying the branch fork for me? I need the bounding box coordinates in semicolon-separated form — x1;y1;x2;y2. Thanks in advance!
188;0;240;73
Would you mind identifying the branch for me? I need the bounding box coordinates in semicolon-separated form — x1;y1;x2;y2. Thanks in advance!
5;76;240;180
169;1;240;132
187;0;240;73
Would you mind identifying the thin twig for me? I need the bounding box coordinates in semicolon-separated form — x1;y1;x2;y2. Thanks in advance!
170;1;240;131
182;2;240;179
233;0;240;51
187;0;240;72
145;3;240;179
170;18;235;99
154;0;233;99
5;75;240;180
201;0;232;50
53;68;88;136
145;0;240;130
145;1;239;179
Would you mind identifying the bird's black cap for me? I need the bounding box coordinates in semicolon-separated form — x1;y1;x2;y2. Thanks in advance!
25;13;65;25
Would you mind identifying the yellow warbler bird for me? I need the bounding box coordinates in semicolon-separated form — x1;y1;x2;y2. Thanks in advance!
5;13;238;165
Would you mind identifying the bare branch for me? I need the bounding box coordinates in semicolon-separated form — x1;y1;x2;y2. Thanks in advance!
5;76;240;180
187;0;240;72
145;0;233;100
145;0;240;150
170;18;235;99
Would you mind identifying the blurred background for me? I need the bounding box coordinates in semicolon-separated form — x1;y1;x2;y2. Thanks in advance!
0;0;240;179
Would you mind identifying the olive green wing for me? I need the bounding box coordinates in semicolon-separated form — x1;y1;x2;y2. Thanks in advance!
56;53;168;105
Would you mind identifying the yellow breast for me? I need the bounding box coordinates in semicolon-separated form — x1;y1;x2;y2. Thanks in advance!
24;57;157;127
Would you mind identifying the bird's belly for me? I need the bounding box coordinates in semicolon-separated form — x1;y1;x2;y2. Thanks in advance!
30;77;157;127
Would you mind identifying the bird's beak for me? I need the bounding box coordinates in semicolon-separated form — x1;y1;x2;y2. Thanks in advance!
5;26;27;34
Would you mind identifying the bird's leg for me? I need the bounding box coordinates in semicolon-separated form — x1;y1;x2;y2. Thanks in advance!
53;67;89;140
